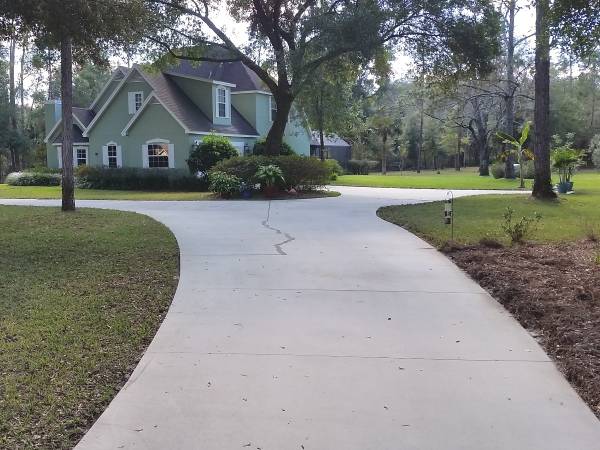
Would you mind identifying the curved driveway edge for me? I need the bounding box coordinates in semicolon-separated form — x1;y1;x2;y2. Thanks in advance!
2;187;598;450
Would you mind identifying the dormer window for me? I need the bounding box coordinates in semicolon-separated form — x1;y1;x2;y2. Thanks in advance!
270;96;277;122
216;86;229;119
128;91;144;114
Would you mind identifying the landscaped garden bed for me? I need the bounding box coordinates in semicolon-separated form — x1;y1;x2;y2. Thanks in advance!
0;206;179;448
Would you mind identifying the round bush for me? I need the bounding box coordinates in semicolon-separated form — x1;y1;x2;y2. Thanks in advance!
490;163;505;179
187;134;239;174
323;159;344;180
516;160;535;179
347;160;377;175
252;138;295;156
5;171;61;186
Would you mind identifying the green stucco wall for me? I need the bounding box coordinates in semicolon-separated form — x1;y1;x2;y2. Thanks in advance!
92;79;122;112
127;102;192;168
171;76;213;120
86;78;154;167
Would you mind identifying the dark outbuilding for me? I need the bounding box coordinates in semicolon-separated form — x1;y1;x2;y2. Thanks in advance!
310;132;352;169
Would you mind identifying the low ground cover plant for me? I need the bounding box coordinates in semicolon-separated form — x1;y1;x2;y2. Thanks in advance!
5;171;61;186
75;166;208;191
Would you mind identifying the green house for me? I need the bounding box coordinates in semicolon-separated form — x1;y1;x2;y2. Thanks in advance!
44;62;311;170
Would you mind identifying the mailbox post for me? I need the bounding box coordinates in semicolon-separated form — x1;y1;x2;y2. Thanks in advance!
444;191;454;240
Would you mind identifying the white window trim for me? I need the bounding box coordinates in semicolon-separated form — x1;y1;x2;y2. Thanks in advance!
69;145;89;167
215;86;230;119
102;141;122;168
128;91;144;114
142;139;174;169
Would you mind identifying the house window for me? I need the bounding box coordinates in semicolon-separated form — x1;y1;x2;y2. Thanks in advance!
128;91;144;114
216;86;227;118
135;92;143;111
107;144;118;168
76;147;87;166
147;143;169;168
270;96;277;122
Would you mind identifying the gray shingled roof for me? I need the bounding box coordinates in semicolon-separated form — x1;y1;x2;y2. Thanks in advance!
73;107;95;127
52;124;89;144
165;60;269;92
310;132;351;147
140;67;259;136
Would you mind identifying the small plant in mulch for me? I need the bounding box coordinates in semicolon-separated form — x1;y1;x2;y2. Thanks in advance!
501;206;542;245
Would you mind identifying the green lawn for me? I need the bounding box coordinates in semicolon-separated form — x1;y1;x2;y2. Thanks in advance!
0;206;179;448
334;167;530;189
377;171;600;246
0;184;216;200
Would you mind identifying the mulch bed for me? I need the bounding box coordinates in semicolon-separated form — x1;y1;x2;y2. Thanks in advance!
443;240;600;419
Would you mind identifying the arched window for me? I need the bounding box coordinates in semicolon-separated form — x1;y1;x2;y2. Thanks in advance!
142;139;174;169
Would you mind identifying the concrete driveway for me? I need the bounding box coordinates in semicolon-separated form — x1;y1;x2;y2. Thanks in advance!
2;187;599;449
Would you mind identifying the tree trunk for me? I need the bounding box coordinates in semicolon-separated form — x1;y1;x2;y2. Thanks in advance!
319;128;325;161
504;0;517;179
19;36;27;130
479;144;490;176
61;38;76;211
265;92;293;156
532;0;556;199
8;36;18;171
417;97;424;173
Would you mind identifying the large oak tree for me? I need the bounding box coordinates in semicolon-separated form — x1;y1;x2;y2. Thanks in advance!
146;0;501;155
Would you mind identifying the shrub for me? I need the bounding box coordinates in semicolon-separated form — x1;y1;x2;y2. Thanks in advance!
5;171;61;186
490;163;505;179
515;160;535;179
187;134;238;174
323;159;344;180
75;167;208;191
347;159;377;175
501;206;542;245
212;155;271;181
208;171;241;197
212;155;330;190
255;164;285;188
252;138;295;156
22;166;61;174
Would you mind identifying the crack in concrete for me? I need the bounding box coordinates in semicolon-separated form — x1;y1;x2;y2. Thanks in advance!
262;201;295;255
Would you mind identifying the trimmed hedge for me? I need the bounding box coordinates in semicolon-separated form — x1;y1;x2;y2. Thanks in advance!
75;166;208;191
347;159;378;175
212;155;330;190
5;171;61;186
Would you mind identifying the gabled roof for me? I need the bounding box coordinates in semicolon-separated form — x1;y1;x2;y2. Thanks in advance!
51;124;89;144
85;64;261;138
310;132;351;148
89;67;130;111
122;70;258;137
44;107;93;143
166;60;269;92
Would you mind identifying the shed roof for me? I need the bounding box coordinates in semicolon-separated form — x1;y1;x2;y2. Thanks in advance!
310;132;351;148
